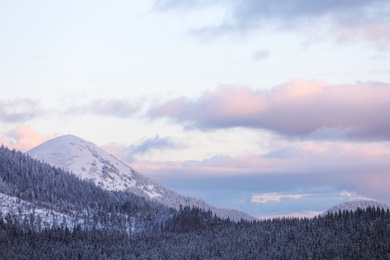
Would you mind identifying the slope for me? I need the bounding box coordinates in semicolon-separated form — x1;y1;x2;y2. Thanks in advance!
0;145;173;232
27;135;254;221
321;200;390;216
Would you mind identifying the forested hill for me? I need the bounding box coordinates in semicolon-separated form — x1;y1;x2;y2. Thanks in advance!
1;206;390;258
321;200;390;216
0;145;181;233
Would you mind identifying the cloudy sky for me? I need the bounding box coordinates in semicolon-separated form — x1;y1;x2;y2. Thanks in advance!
1;0;390;218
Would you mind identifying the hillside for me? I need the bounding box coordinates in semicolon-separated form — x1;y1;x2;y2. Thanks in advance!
0;145;176;233
321;200;390;216
27;135;254;221
1;204;390;259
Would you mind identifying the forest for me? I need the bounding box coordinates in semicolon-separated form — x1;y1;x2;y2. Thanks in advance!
1;145;390;259
1;207;390;259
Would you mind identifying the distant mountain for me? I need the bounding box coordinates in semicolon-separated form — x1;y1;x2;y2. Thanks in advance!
321;200;390;216
27;135;254;222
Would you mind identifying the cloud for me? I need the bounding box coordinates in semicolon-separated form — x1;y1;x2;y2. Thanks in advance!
66;98;144;118
103;138;390;217
251;190;373;218
251;190;372;204
0;125;61;152
153;0;215;11
130;155;276;178
251;192;305;204
0;99;42;123
118;140;390;201
128;141;390;176
101;135;183;163
149;80;390;141
339;191;372;201
155;0;390;49
226;0;388;30
260;211;323;219
262;147;293;159
251;49;269;62
132;135;181;154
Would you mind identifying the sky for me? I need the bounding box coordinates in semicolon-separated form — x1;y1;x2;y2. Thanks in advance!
1;0;390;218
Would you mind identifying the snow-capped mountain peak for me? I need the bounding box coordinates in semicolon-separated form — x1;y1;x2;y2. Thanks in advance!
27;134;161;197
27;135;255;221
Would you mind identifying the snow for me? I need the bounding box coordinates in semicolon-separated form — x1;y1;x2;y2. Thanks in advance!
0;192;76;228
28;135;138;191
27;135;162;199
27;135;255;222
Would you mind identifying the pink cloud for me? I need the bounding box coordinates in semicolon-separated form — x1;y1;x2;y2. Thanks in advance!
149;80;390;140
101;143;129;159
332;22;390;51
110;141;390;176
0;125;61;152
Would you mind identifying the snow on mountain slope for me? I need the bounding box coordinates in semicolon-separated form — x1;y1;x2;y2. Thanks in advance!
27;135;255;222
321;200;390;216
27;134;157;195
0;192;75;229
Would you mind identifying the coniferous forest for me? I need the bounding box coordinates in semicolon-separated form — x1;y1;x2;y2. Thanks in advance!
1;207;390;259
1;145;390;259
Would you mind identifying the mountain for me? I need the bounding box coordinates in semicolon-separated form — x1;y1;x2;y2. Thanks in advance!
321;200;390;216
27;134;162;195
0;145;176;233
27;135;254;222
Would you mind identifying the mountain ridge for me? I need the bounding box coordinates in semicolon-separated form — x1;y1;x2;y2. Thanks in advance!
321;200;390;216
27;134;255;222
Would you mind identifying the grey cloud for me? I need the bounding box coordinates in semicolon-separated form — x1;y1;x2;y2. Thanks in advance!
153;0;220;11
229;0;387;28
251;49;269;62
156;0;388;29
262;147;293;159
141;155;390;217
103;135;183;163
132;135;180;155
155;0;390;48
0;99;42;123
66;99;143;118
